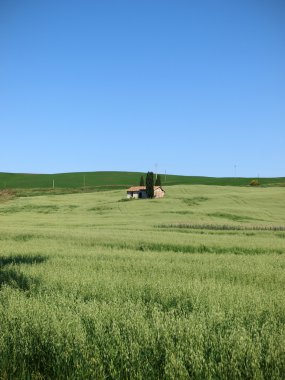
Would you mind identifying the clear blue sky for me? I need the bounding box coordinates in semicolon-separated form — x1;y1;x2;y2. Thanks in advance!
1;0;284;177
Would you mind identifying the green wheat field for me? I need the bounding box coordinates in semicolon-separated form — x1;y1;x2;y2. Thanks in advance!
0;184;285;379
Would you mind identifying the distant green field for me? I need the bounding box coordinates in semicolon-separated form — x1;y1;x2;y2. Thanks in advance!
0;171;284;191
0;185;285;379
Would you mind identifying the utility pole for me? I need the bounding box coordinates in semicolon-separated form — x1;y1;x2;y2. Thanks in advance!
155;163;158;180
52;179;55;189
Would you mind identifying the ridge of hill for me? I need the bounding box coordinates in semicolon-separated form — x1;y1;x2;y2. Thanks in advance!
0;171;284;191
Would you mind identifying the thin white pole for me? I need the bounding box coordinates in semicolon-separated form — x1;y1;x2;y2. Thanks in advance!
53;179;55;189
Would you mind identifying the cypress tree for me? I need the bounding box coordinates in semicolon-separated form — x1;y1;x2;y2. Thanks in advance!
155;174;161;186
139;175;145;186
145;172;154;198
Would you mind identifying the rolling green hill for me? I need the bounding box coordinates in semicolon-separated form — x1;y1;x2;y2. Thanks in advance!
0;171;284;190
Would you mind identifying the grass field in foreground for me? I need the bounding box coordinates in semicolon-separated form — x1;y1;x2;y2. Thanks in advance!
0;185;285;379
0;171;284;190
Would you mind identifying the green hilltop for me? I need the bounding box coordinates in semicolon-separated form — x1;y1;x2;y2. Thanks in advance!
0;171;284;191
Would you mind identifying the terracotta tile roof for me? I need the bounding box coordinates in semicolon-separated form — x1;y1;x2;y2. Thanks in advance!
127;186;146;192
127;186;164;192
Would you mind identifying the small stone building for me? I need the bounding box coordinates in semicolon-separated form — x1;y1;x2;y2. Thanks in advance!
126;186;165;199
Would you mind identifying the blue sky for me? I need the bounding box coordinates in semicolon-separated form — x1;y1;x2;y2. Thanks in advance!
1;0;284;177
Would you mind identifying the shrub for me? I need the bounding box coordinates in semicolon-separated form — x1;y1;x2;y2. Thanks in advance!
249;179;260;186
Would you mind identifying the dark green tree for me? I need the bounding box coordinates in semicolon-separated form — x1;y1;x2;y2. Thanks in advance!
155;174;161;186
140;175;145;186
145;172;154;198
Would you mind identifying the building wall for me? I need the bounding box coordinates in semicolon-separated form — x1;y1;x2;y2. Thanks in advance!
127;191;140;199
127;189;164;199
154;188;165;198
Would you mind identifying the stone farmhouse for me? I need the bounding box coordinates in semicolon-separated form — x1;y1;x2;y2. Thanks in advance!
126;186;165;199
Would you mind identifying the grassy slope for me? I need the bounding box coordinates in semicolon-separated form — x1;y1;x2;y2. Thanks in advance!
0;171;284;189
0;185;285;379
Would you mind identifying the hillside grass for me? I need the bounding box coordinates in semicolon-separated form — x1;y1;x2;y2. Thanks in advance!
0;171;284;191
0;185;285;379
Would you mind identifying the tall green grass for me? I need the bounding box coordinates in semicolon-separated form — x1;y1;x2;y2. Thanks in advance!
0;185;285;379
